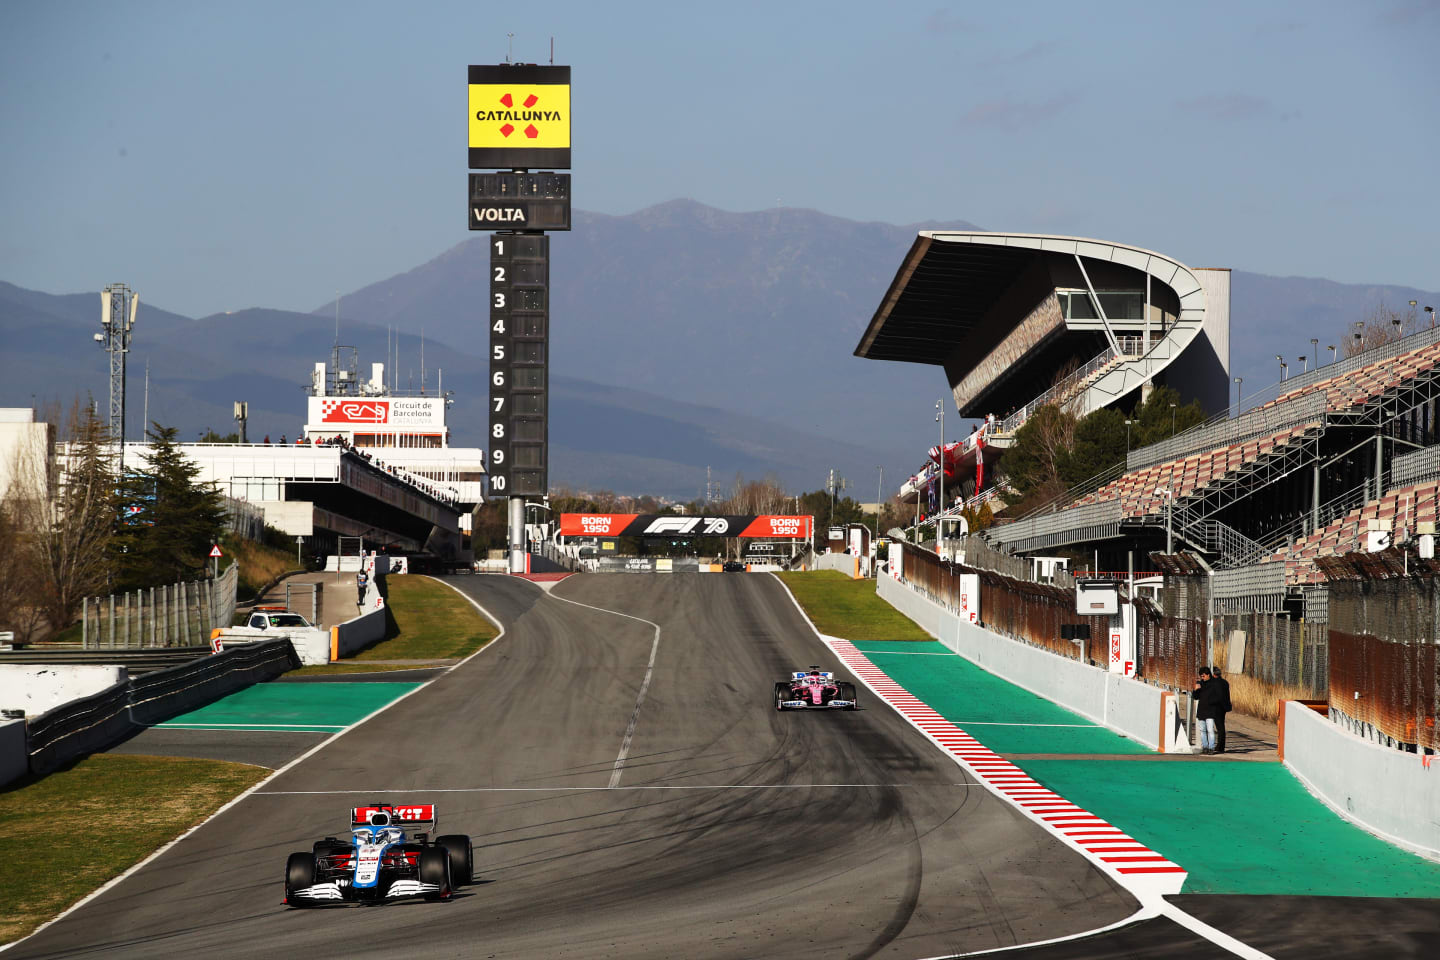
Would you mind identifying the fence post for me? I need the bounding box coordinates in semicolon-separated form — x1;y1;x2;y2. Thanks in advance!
108;593;115;648
82;596;88;649
181;582;191;646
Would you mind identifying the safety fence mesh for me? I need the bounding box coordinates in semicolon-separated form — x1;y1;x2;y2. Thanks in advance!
899;542;1108;663
1214;612;1329;695
1328;577;1440;750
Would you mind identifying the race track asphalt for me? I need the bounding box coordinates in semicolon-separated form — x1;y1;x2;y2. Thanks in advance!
9;573;1145;960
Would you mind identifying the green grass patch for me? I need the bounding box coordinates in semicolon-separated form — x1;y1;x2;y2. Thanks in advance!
349;575;497;661
0;754;266;945
775;571;932;641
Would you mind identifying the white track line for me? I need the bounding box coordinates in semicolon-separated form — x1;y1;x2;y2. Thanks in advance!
769;574;1278;960
255;782;976;794
159;723;347;730
542;588;662;789
0;576;508;957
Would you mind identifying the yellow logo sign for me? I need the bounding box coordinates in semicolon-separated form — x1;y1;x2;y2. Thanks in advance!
469;84;570;149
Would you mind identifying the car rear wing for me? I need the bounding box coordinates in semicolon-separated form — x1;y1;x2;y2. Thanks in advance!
351;803;437;832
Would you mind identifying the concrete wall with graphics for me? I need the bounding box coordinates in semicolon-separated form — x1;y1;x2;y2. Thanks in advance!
877;573;1162;749
0;664;128;717
1283;701;1440;860
0;718;26;788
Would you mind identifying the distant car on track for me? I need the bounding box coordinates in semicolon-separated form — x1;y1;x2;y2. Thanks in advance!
284;803;473;906
775;668;858;710
723;560;745;572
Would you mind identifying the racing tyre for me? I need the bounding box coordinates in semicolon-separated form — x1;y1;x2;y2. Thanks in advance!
774;682;790;710
418;846;451;898
435;834;473;885
839;682;858;709
285;852;316;902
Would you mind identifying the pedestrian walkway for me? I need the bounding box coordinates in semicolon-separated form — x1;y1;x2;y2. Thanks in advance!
851;639;1440;897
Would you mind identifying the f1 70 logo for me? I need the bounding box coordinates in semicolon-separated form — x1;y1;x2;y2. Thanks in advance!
643;517;729;536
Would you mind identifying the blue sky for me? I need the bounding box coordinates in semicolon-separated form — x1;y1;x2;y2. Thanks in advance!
1;0;1436;319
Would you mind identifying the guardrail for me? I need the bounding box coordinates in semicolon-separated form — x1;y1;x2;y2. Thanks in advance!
983;498;1123;550
0;647;212;676
24;638;297;776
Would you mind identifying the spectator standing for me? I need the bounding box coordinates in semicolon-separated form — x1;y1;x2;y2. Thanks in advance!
279;433;287;445
356;570;369;610
263;434;270;445
1193;667;1224;754
1211;667;1233;753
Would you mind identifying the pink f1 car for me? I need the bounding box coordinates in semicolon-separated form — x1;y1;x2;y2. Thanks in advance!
775;668;858;710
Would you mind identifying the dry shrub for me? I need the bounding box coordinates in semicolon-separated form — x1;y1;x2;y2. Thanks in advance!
1211;635;1317;723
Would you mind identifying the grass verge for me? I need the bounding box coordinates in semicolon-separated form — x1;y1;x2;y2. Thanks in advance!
221;534;303;599
0;754;267;945
775;570;931;641
350;575;498;661
289;662;434;676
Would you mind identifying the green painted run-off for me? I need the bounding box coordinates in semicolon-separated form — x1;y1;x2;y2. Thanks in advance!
851;639;1440;896
157;682;420;732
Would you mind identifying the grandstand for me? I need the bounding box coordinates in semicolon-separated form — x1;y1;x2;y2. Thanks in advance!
982;322;1440;621
857;232;1230;517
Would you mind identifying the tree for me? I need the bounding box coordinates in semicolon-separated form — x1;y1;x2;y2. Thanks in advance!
1129;386;1207;447
1000;404;1076;505
1061;407;1127;487
198;429;240;443
1342;300;1420;358
113;423;227;589
12;400;116;634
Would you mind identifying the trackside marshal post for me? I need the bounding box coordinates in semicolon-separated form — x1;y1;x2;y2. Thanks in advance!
469;62;571;574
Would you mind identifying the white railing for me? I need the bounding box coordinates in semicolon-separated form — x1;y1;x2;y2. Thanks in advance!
80;564;238;648
997;346;1120;435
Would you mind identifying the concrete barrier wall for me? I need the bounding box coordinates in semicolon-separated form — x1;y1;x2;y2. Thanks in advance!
813;553;862;576
1283;700;1440;859
0;664;128;717
0;718;27;788
333;605;387;659
878;573;1162;749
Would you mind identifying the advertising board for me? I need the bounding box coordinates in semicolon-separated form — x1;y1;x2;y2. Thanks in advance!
307;397;445;428
559;514;812;539
468;64;571;169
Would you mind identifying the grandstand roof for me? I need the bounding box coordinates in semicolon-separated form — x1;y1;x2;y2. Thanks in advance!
855;231;1229;422
856;232;1207;364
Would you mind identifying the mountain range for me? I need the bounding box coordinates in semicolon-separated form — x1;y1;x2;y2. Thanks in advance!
3;200;1436;498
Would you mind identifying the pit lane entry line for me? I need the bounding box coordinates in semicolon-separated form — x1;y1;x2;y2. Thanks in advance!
538;589;664;789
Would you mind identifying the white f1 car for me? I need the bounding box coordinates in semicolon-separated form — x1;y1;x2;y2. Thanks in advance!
775;668;858;710
284;803;473;905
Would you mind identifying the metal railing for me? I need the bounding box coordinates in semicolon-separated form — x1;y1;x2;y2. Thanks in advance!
984;498;1123;549
80;563;238;648
997;346;1120;435
1127;391;1327;472
1392;444;1440;487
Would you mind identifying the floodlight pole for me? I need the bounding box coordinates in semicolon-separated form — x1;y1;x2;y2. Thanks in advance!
98;284;138;467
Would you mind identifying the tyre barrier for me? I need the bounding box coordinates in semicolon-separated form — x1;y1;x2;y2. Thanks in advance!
24;639;298;777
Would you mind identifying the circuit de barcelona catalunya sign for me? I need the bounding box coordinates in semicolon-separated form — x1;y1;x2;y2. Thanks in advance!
559;515;814;539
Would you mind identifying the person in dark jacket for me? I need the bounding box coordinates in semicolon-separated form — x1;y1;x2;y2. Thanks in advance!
1211;667;1233;753
1193;667;1225;754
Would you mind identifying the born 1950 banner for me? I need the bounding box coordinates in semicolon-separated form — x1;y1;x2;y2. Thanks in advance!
558;515;812;539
